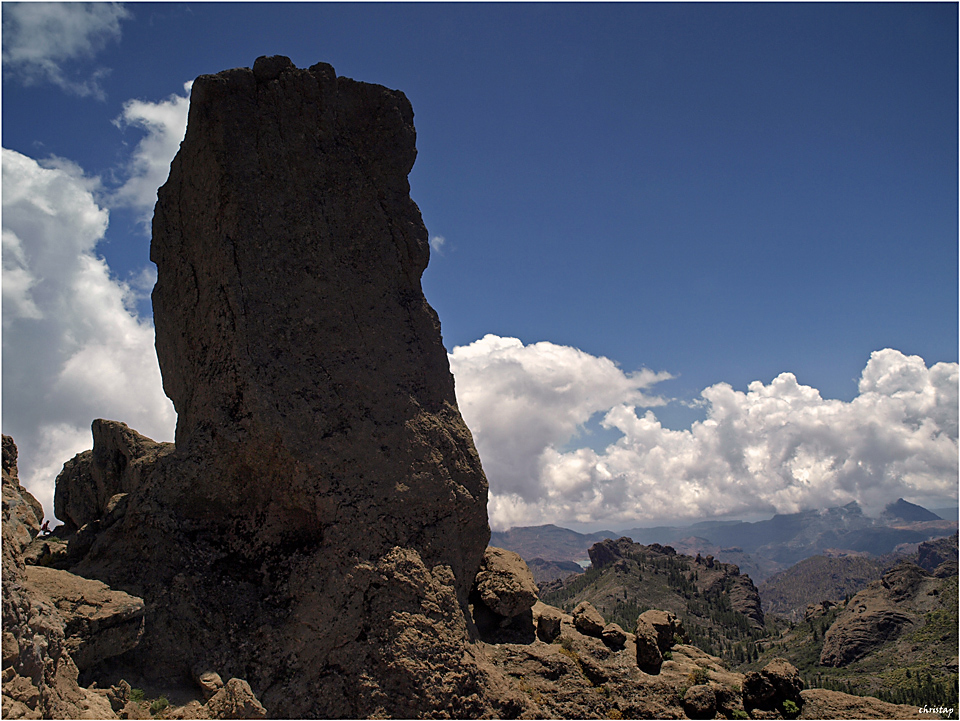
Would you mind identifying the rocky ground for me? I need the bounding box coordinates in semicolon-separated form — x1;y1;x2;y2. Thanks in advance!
4;441;941;718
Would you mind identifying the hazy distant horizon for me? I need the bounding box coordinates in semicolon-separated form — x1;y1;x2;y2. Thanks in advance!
506;497;960;536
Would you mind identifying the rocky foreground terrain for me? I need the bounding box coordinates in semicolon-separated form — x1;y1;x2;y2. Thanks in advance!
1;56;950;720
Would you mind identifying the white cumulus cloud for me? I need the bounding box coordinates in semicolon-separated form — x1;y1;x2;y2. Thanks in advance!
449;334;674;525
1;2;130;98
1;149;176;521
450;338;958;530
111;83;192;221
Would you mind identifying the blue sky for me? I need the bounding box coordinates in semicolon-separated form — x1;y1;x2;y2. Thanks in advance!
3;2;957;530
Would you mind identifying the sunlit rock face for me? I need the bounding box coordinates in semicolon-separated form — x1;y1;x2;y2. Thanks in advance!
68;56;496;717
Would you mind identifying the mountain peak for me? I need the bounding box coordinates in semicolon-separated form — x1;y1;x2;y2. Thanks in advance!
881;498;941;523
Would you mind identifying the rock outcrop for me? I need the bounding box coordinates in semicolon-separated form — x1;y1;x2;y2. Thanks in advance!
16;56;933;719
916;532;958;577
742;658;803;715
798;688;931;719
22;566;144;672
819;561;932;667
54;420;173;535
52;56;497;718
2;435;125;719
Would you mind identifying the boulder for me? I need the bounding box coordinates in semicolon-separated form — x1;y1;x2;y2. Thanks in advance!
194;668;224;701
637;609;684;652
572;601;605;637
742;658;803;714
634;618;663;672
601;623;626;648
54;420;172;534
682;684;717;720
535;605;563;642
474;546;539;618
203;678;266;719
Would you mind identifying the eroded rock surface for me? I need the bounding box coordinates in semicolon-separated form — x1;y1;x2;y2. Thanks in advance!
819;561;931;667
22;566;144;672
2;435;126;719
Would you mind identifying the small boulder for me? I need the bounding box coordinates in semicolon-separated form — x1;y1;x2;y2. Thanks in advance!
204;678;266;719
634;618;663;672
637;609;684;652
536;607;562;642
474;547;539;618
572;601;605;637
194;668;224;701
601;622;626;648
743;658;803;714
682;684;717;720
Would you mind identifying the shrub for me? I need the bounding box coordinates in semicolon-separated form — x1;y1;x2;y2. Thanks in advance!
150;696;169;715
129;688;145;703
782;698;799;717
688;667;710;686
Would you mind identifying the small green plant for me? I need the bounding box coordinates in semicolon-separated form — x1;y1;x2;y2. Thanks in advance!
662;651;673;661
129;688;145;703
149;696;169;715
688;667;710;686
782;698;799;717
731;709;749;719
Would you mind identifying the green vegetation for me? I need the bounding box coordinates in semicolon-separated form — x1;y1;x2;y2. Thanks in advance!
782;699;799;717
129;688;145;703
541;547;767;666
149;696;169;716
752;574;958;720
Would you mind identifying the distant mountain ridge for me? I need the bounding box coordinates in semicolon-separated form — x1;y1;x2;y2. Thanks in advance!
490;524;616;565
494;500;957;583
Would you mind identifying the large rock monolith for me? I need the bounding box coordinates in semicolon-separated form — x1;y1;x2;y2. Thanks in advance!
66;56;499;717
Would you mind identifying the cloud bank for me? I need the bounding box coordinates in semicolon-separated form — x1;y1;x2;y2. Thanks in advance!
450;336;958;531
2;149;176;520
1;2;130;98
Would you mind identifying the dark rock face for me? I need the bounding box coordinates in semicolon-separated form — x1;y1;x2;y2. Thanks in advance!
63;57;494;717
151;54;488;586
